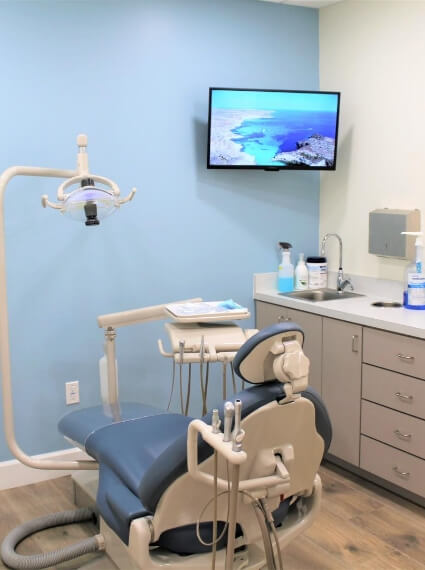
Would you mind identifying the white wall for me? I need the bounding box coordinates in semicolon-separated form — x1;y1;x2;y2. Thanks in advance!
319;0;425;281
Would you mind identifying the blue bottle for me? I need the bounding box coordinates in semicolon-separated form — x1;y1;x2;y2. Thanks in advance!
277;242;294;293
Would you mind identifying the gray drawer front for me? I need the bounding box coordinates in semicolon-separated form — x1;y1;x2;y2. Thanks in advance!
360;436;425;498
362;364;425;420
361;400;425;459
363;327;425;380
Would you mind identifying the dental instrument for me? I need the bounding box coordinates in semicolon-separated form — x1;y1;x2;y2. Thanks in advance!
231;399;244;453
179;340;186;415
211;409;221;434
230;360;237;393
223;401;234;443
200;334;207;414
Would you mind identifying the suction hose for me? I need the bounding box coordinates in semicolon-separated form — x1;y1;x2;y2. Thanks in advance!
1;508;103;570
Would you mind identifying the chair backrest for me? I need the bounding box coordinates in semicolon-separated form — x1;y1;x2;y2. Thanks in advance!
143;324;331;514
233;322;305;384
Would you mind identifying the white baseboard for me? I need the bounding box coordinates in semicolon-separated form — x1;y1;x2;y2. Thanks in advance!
0;448;94;491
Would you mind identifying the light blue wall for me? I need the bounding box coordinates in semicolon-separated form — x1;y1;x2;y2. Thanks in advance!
0;0;319;460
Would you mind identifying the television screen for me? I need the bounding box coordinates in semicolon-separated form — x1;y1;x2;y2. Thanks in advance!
207;88;340;170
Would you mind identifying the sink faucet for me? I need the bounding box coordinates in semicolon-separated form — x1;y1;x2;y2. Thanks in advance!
320;233;354;292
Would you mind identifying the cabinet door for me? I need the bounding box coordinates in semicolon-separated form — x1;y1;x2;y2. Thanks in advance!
255;301;323;394
322;317;362;465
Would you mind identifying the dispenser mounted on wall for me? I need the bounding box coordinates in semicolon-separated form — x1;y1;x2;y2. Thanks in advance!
368;208;420;259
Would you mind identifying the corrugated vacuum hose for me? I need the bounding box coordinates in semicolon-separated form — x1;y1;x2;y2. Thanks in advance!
1;507;104;569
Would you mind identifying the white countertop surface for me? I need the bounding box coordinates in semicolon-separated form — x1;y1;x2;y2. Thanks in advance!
254;273;425;339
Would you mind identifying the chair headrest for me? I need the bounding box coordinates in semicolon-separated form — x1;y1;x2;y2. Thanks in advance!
233;322;305;385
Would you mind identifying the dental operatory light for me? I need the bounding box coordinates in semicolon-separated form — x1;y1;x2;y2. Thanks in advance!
41;134;136;226
0;134;136;471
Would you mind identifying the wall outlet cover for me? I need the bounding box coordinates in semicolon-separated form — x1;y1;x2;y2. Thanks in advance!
65;381;80;405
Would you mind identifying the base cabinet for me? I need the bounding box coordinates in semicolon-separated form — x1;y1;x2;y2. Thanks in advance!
255;297;425;505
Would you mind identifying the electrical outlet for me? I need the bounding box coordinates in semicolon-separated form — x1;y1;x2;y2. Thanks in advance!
65;381;80;405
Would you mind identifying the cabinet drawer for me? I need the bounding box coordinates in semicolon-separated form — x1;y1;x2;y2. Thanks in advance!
362;364;425;420
255;301;292;329
363;328;425;380
361;400;425;459
360;436;425;498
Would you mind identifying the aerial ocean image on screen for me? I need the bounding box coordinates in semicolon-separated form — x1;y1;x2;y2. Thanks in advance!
209;89;339;167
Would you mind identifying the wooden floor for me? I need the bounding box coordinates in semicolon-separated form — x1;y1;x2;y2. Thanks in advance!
0;462;424;569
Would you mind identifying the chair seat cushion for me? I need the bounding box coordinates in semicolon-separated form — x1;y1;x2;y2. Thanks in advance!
85;413;193;501
58;402;165;448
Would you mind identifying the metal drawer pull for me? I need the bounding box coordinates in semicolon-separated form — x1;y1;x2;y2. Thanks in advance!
392;466;410;479
397;353;415;362
352;335;359;353
278;315;292;322
394;429;412;440
395;392;414;402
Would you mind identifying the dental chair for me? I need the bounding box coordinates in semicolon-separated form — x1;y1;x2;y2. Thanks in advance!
0;138;332;569
58;322;331;569
2;322;331;570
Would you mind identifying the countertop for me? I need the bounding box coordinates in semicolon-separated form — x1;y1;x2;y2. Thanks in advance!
254;273;425;339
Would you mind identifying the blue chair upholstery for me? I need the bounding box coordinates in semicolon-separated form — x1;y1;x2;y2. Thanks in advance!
58;323;332;549
58;402;165;448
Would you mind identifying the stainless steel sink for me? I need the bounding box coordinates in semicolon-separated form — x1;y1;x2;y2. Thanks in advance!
279;288;364;302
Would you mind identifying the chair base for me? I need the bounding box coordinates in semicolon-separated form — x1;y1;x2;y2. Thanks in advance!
72;470;99;509
70;455;323;569
92;476;322;570
72;472;322;570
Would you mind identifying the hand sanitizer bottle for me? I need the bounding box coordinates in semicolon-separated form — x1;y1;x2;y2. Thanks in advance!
401;232;425;309
277;242;294;293
295;253;308;290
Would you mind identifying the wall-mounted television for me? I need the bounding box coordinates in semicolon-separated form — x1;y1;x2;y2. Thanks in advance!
207;88;340;171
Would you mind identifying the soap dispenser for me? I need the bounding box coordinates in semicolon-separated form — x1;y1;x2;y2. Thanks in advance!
295;253;309;291
277;242;294;293
401;231;425;309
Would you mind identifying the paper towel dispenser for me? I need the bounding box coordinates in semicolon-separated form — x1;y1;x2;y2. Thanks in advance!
369;208;421;259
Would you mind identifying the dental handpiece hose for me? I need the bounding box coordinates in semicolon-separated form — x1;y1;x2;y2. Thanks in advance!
210;409;221;570
225;399;244;570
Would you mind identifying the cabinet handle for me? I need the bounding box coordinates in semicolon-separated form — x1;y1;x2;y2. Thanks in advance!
395;392;414;402
394;429;412;441
352;335;359;353
392;466;410;479
278;315;292;322
397;353;415;362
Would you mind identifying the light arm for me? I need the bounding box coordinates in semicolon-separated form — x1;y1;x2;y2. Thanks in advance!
0;166;97;470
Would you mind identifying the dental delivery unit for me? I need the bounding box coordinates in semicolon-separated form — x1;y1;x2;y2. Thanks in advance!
0;136;332;570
